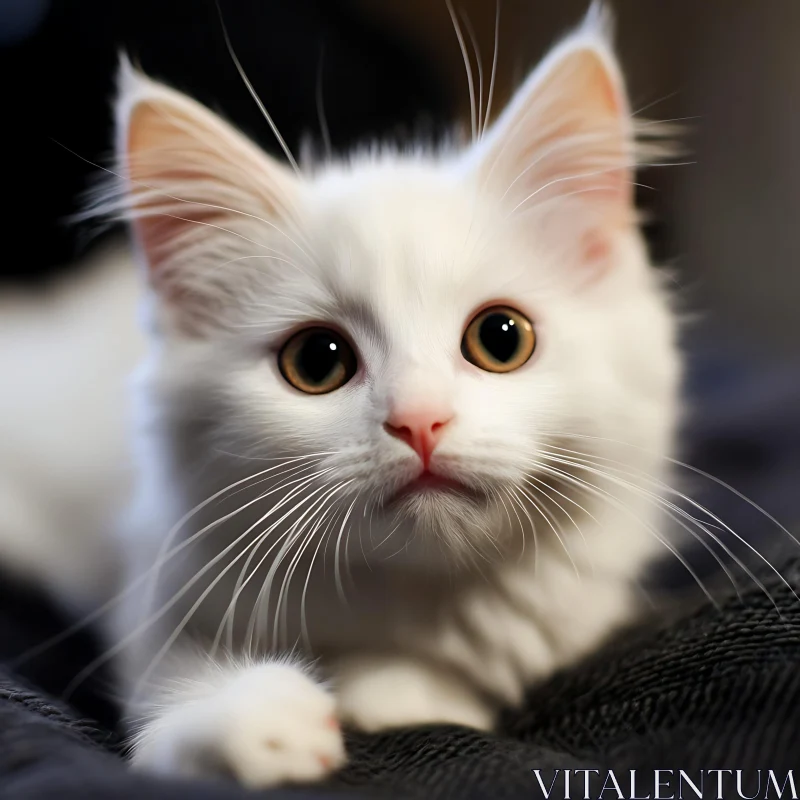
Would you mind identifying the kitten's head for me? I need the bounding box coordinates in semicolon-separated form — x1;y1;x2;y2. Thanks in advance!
112;8;680;566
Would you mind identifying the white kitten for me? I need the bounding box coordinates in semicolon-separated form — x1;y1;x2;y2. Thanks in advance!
100;6;679;788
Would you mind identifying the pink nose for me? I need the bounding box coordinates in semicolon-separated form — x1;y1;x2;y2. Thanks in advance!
384;406;454;468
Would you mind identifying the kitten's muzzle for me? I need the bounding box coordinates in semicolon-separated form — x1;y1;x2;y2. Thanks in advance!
383;404;453;469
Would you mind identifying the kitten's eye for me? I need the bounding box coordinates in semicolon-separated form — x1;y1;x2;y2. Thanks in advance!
461;306;535;373
279;327;357;394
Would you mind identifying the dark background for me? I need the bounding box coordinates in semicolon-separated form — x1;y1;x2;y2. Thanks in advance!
1;0;799;585
0;0;449;281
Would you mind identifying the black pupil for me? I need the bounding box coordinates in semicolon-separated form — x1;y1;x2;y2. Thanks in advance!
299;332;342;385
479;313;519;363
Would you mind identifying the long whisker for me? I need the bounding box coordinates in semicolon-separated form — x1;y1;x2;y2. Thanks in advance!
529;459;719;608
301;504;343;648
273;483;353;649
221;475;342;656
547;432;799;549
134;473;339;694
631;90;680;118
460;9;484;140
536;446;792;609
535;450;745;600
341;493;361;593
501;130;614;201
215;0;300;173
143;458;328;616
493;485;517;544
446;0;477;143
205;253;310;279
515;483;581;579
541;432;800;588
509;160;692;215
315;46;332;160
334;495;360;607
483;0;501;138
9;454;332;671
62;141;314;260
506;484;538;574
211;470;340;656
63;467;332;699
524;475;594;577
544;445;744;596
245;480;351;655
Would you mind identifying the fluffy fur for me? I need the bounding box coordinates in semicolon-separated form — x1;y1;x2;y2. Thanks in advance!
29;6;682;788
0;240;143;613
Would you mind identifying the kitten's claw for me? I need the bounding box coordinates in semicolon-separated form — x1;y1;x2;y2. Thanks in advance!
132;663;346;788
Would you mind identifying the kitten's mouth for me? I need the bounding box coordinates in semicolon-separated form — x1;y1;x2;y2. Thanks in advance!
386;471;480;506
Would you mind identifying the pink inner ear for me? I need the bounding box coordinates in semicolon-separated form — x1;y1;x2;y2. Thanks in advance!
126;103;224;276
581;229;612;266
117;74;301;335
126;173;225;330
479;42;634;228
130;191;221;268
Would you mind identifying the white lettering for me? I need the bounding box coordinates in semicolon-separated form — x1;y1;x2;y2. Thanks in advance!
767;771;798;799
707;770;732;800
629;769;651;800
737;769;761;800
574;769;600;799
678;770;703;799
599;770;624;799
655;770;674;800
531;770;560;799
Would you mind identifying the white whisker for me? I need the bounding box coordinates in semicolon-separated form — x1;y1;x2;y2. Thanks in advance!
524;475;594;577
315;45;332;160
215;1;300;173
535;449;744;600
212;469;340;655
244;479;352;654
460;9;484;140
446;0;477;143
536;445;792;611
273;483;353;649
515;483;581;579
483;0;501;138
539;432;800;597
64;466;333;698
334;495;360;607
10;455;332;672
529;459;719;608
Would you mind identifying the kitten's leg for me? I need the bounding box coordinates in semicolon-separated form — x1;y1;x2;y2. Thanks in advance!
129;651;346;788
334;653;494;732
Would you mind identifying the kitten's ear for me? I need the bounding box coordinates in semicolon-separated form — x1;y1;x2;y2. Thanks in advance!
113;57;298;330
473;6;635;228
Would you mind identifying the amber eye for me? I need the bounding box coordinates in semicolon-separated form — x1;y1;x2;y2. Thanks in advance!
461;306;535;373
279;327;357;394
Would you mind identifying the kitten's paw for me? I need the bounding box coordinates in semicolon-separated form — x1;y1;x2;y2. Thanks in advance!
132;662;346;788
335;655;494;732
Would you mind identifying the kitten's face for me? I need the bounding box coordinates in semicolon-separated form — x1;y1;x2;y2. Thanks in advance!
116;17;680;561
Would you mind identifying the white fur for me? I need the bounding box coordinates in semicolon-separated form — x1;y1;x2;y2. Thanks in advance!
132;656;344;787
2;8;682;790
0;239;144;612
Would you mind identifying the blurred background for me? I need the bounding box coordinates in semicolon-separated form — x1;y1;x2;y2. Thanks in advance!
1;0;799;588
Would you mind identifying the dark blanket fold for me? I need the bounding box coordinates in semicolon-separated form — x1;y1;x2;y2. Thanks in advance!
1;556;799;800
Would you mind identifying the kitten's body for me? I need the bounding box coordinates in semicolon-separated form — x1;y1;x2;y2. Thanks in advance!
4;7;681;789
0;240;142;612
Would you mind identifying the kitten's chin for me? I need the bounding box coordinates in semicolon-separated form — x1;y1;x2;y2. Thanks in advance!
378;481;504;563
386;472;483;508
